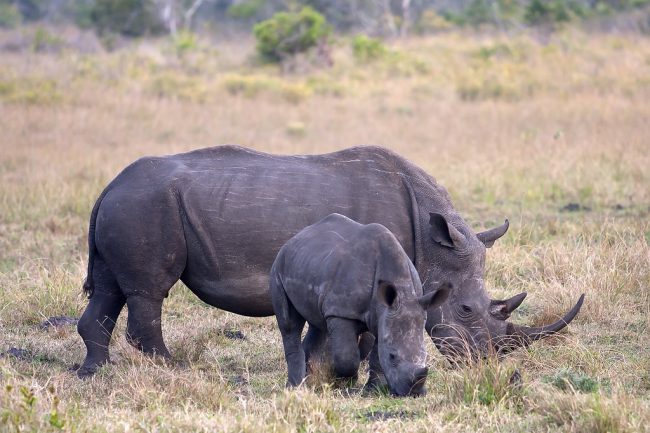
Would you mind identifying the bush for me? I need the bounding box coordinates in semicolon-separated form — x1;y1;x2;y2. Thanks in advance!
0;2;21;28
253;7;331;63
89;0;163;37
31;27;64;53
524;0;574;27
351;35;386;63
228;0;264;20
413;10;452;34
172;30;199;57
543;369;600;393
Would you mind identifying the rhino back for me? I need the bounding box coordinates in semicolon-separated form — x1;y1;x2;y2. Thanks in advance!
94;145;452;317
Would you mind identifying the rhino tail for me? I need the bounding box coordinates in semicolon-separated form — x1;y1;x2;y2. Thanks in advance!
83;188;109;299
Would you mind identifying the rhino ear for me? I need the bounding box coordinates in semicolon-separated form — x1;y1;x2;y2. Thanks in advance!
377;281;398;308
418;282;452;310
429;213;465;249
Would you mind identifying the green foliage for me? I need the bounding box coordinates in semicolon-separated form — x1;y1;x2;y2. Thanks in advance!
543;369;600;393
31;27;64;53
172;30;199;57
443;0;516;27
524;0;575;26
464;0;497;26
0;75;62;105
222;73;312;104
71;0;96;29
351;35;386;63
0;2;21;28
228;0;264;20
253;7;331;63
413;10;453;34
89;0;163;37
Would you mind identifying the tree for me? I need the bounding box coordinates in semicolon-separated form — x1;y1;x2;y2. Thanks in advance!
253;6;331;63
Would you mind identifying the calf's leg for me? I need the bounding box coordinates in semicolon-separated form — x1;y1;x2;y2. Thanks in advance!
303;325;326;370
271;276;307;387
364;342;388;393
326;317;362;382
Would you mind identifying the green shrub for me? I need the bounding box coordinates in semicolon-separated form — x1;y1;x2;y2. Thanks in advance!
228;0;264;20
524;0;574;26
172;30;199;57
253;7;331;63
0;76;62;105
0;2;21;28
543;369;600;393
31;27;64;53
413;10;452;34
351;35;387;63
90;0;163;37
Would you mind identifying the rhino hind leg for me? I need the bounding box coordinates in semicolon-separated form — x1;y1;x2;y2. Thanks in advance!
271;276;307;387
303;325;326;370
77;257;126;378
125;294;172;359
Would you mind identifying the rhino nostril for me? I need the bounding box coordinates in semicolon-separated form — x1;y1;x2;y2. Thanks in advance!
414;367;428;380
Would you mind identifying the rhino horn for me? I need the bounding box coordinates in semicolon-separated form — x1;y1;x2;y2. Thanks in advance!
477;219;509;248
489;292;527;320
500;294;585;351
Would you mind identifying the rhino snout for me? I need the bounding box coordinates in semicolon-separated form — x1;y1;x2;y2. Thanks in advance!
389;365;429;397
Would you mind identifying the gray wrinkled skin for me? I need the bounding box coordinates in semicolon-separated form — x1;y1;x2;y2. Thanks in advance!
270;214;450;396
76;145;583;377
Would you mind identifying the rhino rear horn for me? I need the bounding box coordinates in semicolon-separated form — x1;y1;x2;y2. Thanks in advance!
490;292;527;320
477;219;509;248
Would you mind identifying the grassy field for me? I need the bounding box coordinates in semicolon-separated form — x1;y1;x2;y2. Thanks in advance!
1;28;649;432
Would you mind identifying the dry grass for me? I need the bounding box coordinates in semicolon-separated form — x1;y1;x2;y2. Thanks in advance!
1;28;649;432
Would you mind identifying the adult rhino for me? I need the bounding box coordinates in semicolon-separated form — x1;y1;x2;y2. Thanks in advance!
77;145;584;376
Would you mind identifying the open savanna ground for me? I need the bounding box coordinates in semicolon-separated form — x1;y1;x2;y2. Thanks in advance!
1;28;649;432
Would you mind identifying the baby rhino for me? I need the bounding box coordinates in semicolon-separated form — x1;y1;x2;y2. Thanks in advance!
270;213;451;396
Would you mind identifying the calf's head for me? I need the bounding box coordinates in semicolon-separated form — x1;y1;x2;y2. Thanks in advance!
376;280;451;396
423;213;584;361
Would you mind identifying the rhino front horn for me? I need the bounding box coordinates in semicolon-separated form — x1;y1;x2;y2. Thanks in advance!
509;294;585;346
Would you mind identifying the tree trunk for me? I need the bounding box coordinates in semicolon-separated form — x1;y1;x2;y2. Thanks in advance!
401;0;411;37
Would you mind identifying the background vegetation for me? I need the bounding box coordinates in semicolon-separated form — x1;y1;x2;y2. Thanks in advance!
1;0;649;432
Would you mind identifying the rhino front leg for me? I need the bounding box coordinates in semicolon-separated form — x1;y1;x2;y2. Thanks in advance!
364;342;388;393
326;317;362;383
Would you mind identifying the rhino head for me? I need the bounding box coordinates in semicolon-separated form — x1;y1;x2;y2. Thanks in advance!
375;279;451;396
422;213;584;361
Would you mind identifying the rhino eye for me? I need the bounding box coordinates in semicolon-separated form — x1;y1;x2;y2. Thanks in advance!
460;305;473;314
389;353;398;365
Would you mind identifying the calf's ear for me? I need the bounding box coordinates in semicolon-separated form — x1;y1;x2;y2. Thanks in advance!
377;281;398;308
418;282;452;310
429;213;465;249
